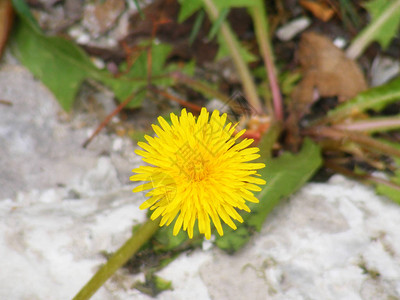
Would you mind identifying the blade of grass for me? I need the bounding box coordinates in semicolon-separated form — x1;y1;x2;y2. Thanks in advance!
201;0;264;114
132;0;145;19
189;10;205;45
207;7;229;40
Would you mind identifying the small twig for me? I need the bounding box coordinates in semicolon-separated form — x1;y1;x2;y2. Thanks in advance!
325;160;400;192
0;99;12;106
150;86;202;112
82;91;142;148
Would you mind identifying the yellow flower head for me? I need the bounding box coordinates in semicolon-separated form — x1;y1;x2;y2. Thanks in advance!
130;108;266;239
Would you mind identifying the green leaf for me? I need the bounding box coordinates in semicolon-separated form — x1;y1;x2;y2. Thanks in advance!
105;43;173;102
216;34;257;62
178;0;203;23
364;0;400;49
208;7;229;40
11;0;175;111
346;0;400;58
215;138;322;253
153;224;190;252
133;273;172;296
376;179;400;204
133;0;145;19
214;0;261;9
178;0;257;63
11;1;105;110
153;276;173;292
189;10;205;45
327;76;400;121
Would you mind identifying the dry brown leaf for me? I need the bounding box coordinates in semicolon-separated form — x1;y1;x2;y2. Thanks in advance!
300;0;335;22
286;32;368;150
0;0;14;59
293;32;367;110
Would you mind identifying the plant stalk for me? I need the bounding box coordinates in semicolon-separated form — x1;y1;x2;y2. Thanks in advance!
346;0;400;59
250;3;283;121
202;0;264;115
307;127;400;158
333;115;400;132
73;219;160;300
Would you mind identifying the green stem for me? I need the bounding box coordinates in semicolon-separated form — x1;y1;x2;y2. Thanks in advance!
250;3;283;121
170;71;238;112
73;219;160;300
202;0;264;115
346;0;400;59
256;122;282;161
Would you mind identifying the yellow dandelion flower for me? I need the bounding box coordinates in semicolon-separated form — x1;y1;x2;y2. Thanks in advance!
130;107;266;239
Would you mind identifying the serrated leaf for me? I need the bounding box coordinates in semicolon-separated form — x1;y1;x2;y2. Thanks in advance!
11;8;105;110
11;0;176;111
177;0;202;23
215;138;322;253
346;0;400;58
364;0;400;49
327;76;400;121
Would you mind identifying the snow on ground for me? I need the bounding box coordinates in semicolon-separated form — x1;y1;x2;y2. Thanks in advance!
1;62;400;300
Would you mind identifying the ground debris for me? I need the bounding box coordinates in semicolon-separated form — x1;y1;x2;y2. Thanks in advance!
293;31;367;108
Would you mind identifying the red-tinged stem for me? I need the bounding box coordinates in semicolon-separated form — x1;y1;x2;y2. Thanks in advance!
251;4;283;121
333;116;400;132
306;127;400;158
202;0;264;115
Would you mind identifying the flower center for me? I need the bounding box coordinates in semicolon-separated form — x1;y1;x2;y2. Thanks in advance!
182;156;208;182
